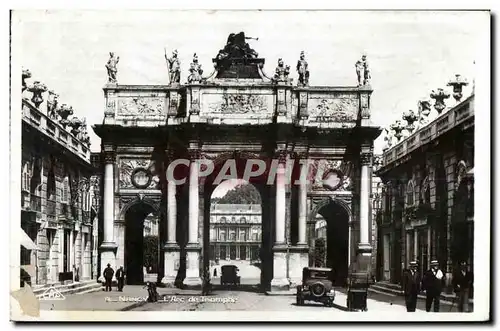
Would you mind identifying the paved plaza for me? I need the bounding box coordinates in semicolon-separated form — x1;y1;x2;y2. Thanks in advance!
36;281;466;313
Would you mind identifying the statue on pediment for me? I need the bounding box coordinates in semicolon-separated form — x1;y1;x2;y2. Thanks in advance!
355;54;371;86
273;58;290;83
105;52;120;83
164;49;181;85
216;32;259;61
296;51;310;86
188;53;204;83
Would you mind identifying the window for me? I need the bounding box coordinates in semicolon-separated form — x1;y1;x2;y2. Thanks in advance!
21;162;30;192
252;233;258;241
406;180;415;206
240;217;246;223
240;230;246;242
219;216;226;223
229;232;236;241
61;176;69;203
219;231;226;242
231;217;236;223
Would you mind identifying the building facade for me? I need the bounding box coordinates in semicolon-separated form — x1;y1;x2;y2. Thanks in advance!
375;76;474;287
208;203;262;262
20;69;97;286
92;33;381;289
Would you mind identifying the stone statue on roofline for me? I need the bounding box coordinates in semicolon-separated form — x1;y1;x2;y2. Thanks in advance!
355;54;371;86
105;52;120;83
273;58;290;83
164;48;181;85
296;51;310;86
215;32;259;61
187;53;204;83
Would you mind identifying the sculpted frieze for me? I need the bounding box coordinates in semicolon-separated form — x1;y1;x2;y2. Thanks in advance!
207;93;270;114
308;98;358;122
117;97;164;116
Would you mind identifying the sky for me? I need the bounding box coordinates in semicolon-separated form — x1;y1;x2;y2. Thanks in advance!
14;10;487;195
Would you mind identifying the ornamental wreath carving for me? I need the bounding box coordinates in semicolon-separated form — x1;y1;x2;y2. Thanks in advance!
309;159;352;191
117;97;164;115
119;158;158;189
309;98;358;122
208;93;268;114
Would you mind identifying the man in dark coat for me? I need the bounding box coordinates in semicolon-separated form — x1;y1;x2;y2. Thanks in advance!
422;260;445;312
452;261;473;312
403;261;421;312
116;266;125;292
103;263;114;292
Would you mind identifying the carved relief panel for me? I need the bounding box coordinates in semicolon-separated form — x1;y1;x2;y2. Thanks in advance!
309;159;353;191
119;158;159;190
202;91;274;118
308;93;359;122
117;97;165;116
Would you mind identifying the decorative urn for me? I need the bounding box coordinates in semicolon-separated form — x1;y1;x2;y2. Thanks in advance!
57;104;74;128
390;120;405;142
22;69;32;93
430;88;450;114
402;109;419;134
447;74;469;102
69;117;83;136
27;81;48;108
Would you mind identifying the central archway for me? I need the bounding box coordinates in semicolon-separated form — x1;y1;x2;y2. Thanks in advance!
202;154;273;292
311;199;350;287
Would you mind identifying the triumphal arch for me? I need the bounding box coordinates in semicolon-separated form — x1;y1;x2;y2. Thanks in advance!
93;32;381;290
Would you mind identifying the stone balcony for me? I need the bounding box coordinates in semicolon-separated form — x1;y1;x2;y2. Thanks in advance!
102;83;373;128
22;99;91;163
379;94;474;172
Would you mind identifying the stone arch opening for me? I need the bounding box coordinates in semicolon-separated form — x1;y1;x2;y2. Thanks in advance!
202;155;273;292
310;198;350;287
123;200;159;284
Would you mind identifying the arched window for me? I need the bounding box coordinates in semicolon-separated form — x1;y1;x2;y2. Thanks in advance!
406;180;415;206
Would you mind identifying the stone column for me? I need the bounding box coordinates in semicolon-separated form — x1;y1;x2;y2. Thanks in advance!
69;230;75;281
289;154;309;287
414;230;418;261
58;228;64;274
271;151;290;290
355;151;373;276
99;149;117;282
184;150;202;286
163;162;180;286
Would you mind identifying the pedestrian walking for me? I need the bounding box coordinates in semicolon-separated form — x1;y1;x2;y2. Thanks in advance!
452;261;473;312
403;261;421;312
422;260;445;312
103;263;114;292
116;266;125;292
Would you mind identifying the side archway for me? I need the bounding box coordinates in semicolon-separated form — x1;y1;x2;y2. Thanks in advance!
309;196;352;286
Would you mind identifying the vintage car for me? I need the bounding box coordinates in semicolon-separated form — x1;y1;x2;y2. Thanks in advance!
296;267;336;307
220;265;241;286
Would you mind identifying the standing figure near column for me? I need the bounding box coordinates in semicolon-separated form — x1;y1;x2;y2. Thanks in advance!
403;261;421;312
103;263;114;292
164;49;181;84
452;261;473;312
422;260;445;312
116;266;125;292
105;52;120;83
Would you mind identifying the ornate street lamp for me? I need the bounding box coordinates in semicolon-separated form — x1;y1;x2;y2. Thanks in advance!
390;120;405;142
430;88;450;115
27;81;48;108
57;104;74;129
402;109;419;134
447;74;469;102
